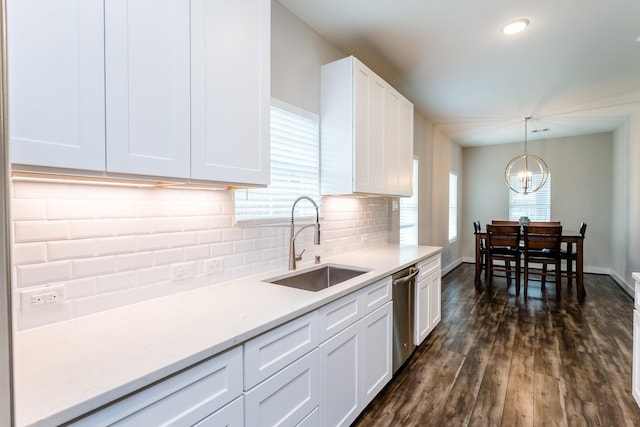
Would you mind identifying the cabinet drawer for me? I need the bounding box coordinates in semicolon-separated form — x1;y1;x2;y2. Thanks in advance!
70;346;243;426
361;277;391;315
244;349;319;427
318;290;362;342
417;254;440;279
194;396;243;427
297;407;319;427
244;311;318;390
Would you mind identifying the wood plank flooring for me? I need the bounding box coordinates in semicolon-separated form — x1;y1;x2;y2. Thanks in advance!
353;263;640;426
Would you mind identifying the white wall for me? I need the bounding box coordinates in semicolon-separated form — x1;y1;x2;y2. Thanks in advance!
462;132;613;274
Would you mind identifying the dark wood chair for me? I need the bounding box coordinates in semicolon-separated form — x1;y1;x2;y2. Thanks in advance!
473;221;489;282
523;225;563;298
486;224;521;295
491;220;519;225
560;222;587;287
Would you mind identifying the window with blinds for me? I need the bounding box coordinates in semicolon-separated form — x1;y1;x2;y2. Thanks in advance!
508;173;551;221
234;100;320;223
399;158;419;245
448;173;457;243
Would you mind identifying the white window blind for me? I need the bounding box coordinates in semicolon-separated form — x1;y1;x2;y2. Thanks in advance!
399;158;419;245
448;173;457;243
235;100;320;222
508;173;551;221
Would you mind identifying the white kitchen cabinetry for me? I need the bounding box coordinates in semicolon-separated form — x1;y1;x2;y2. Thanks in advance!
415;254;442;345
244;311;319;426
321;55;414;197
633;276;640;407
190;0;270;186
69;346;244;426
244;350;319;427
8;0;269;186
105;0;191;178
318;277;393;426
7;0;106;171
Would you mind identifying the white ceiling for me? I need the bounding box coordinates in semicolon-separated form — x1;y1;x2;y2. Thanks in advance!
278;0;640;147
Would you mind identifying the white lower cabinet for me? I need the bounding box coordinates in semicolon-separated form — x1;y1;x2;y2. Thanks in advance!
318;278;393;427
415;254;442;345
244;350;319;427
69;346;243;426
319;321;361;426
194;396;244;427
362;302;393;406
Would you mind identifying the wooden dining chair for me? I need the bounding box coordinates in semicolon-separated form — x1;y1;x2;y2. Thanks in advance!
523;225;563;298
473;221;489;282
491;220;519;225
560;222;587;287
485;224;521;295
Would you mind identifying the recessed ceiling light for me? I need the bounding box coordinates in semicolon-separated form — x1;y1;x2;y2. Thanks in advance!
501;19;530;35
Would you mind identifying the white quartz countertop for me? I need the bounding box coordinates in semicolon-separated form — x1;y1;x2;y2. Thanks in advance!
14;244;441;426
633;272;640;283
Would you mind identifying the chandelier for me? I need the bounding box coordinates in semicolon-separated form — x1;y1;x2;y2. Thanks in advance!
504;117;549;194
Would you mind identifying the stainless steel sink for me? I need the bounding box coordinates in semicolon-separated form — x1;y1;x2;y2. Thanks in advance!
264;264;370;292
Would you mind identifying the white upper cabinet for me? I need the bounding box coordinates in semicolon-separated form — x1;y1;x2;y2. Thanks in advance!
105;0;191;179
321;56;414;197
8;0;269;186
7;0;106;170
190;0;270;186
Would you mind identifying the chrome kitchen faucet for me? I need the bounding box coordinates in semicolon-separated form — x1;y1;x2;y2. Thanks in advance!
289;196;321;270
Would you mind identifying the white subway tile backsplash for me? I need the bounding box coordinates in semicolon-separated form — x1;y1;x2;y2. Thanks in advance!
96;271;137;293
152;248;184;266
15;221;70;243
116;252;154;272
97;236;137;255
48;239;96;261
70;220;116;239
136;234;172;252
12;181;389;330
16;261;72;287
12;243;47;266
12;198;47;221
137;266;170;286
72;256;117;279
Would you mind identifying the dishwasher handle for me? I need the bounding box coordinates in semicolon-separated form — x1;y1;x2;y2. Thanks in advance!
393;268;420;286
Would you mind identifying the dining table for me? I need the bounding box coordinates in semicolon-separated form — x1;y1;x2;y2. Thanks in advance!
474;227;585;300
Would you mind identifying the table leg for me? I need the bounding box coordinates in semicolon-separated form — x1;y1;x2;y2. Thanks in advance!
577;237;585;300
475;233;481;289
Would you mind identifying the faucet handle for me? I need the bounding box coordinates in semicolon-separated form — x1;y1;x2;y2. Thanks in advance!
295;248;306;262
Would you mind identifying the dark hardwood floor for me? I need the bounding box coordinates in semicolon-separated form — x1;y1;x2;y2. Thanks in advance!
353;263;640;426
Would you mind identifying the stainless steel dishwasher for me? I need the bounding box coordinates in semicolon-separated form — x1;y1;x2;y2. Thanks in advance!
392;265;420;373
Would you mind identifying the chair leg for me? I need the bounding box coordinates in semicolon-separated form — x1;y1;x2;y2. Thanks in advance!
505;261;511;287
541;264;547;290
515;258;521;296
556;259;561;295
567;257;573;287
524;258;528;299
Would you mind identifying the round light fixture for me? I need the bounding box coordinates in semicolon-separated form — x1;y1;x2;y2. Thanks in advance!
501;19;530;35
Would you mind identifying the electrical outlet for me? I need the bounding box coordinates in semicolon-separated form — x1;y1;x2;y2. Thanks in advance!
204;258;223;275
21;285;65;312
170;262;196;281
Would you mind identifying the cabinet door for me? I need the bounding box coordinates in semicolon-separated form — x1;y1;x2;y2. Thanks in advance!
385;87;413;197
244;349;319;427
319;321;361;427
194;396;243;427
415;274;431;345
191;0;270;185
353;61;386;195
105;0;191;178
70;346;243;426
7;0;106;170
428;271;442;331
362;302;392;406
634;309;640;407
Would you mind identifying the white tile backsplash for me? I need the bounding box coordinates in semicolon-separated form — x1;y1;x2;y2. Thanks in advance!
12;180;389;330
